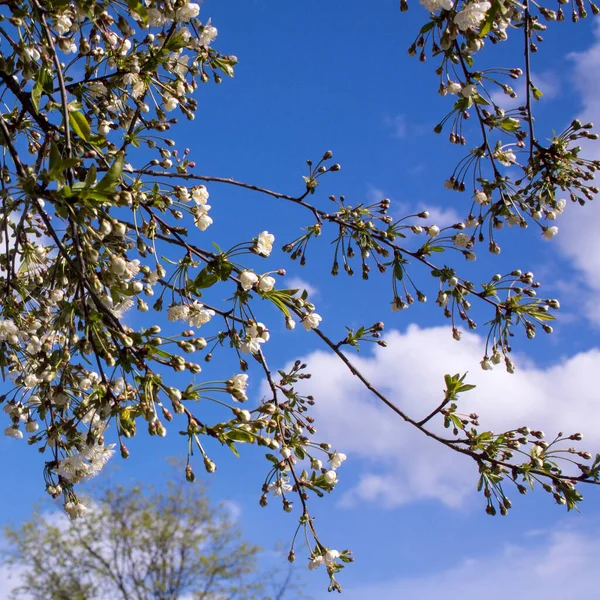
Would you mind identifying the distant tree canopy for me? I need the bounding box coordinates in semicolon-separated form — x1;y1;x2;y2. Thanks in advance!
3;481;299;600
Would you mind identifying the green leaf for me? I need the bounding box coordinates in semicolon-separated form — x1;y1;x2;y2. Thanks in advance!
95;153;124;192
48;142;61;176
227;430;255;444
84;164;97;188
69;111;91;142
531;85;543;101
190;268;219;291
419;21;435;34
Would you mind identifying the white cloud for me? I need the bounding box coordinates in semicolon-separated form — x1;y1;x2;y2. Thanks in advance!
417;203;461;228
341;524;600;599
549;23;600;322
384;114;408;139
490;70;559;110
287;325;600;509
285;276;318;298
366;184;390;206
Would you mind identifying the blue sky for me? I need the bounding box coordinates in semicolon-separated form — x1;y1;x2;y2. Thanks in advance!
3;2;600;598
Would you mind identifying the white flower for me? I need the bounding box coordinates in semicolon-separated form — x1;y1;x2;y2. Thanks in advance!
480;358;493;371
192;185;209;204
241;322;270;354
194;205;213;231
237;409;252;422
0;318;18;341
311;458;323;470
26;420;39;433
308;555;324;570
110;256;127;276
474;190;489;205
254;231;275;256
187;301;215;327
239;271;259;291
23;46;41;62
447;81;462;95
324;549;340;564
454;233;471;248
542;226;558;240
329;452;347;470
164;96;179;112
199;20;218;46
123;259;140;281
555;199;567;213
64;501;88;520
285;317;296;330
454;2;491;31
98;120;112;136
88;82;107;97
460;84;477;98
427;225;440;238
227;374;249;401
301;313;322;331
258;275;276;292
4;426;23;439
419;0;453;11
168;304;190;322
495;148;517;166
175;2;200;22
268;475;293;496
54;443;116;484
323;470;338;485
147;8;168;27
55;14;72;35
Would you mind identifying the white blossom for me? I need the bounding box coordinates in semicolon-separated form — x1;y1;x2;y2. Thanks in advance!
267;475;293;496
64;501;88;520
194;205;213;231
192;185;209;204
240;271;259;291
176;2;201;22
258;275;276;292
329;452;347;470
480;358;493;371
168;304;190;322
454;233;471;248
323;470;338;485
301;313;322;331
164;96;179;112
54;14;72;35
54;443;116;484
543;226;558;240
199;20;218;46
419;0;453;11
227;374;249;401
454;2;491;31
254;231;275;256
187;302;215;327
4;426;23;439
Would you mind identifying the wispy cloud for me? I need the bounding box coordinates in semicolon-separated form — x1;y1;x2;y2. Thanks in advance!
384;114;408;139
284;276;318;298
341;524;600;599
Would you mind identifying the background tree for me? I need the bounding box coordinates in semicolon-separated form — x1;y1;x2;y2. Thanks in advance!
3;479;300;600
0;0;599;592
